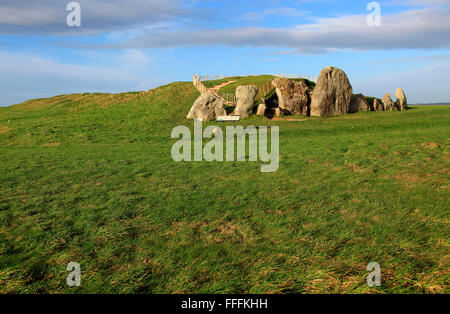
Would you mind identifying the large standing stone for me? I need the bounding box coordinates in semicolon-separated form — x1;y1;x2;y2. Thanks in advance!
310;67;353;117
395;88;408;111
272;77;311;116
348;94;371;113
382;93;398;111
235;85;258;118
187;92;226;122
373;98;383;111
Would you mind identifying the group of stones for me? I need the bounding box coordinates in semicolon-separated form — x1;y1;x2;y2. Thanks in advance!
187;66;408;121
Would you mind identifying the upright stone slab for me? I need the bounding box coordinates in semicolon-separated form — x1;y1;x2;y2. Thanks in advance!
382;93;398;111
395;88;408;111
235;85;258;118
310;67;353;117
256;103;266;116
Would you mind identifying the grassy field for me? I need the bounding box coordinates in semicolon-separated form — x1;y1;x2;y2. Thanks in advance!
0;81;449;293
217;75;276;94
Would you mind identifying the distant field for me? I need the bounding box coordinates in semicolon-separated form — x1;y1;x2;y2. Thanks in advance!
0;81;449;293
413;103;450;106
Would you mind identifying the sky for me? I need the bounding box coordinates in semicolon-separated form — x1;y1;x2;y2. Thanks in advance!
0;0;449;106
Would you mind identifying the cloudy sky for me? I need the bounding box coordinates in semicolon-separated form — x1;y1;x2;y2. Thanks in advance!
0;0;449;106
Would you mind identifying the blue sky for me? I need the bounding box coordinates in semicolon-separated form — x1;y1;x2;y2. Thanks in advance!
0;0;449;106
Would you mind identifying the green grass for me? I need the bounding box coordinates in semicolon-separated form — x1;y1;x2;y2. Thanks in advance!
0;81;449;294
216;75;316;94
202;77;242;88
218;75;277;94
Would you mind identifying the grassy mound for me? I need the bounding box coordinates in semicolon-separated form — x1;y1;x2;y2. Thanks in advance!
0;82;199;146
202;77;242;89
0;82;448;294
213;75;316;94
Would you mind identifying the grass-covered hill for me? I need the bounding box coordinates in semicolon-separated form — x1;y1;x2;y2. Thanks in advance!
0;79;449;294
211;75;316;93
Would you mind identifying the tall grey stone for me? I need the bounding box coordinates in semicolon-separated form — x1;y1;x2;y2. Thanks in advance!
382;93;398;111
235;85;258;118
395;88;408;111
310;67;353;117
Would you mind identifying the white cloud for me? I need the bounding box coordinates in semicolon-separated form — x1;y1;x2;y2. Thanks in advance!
391;0;450;6
99;8;450;53
238;7;307;22
1;1;448;54
0;0;193;35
